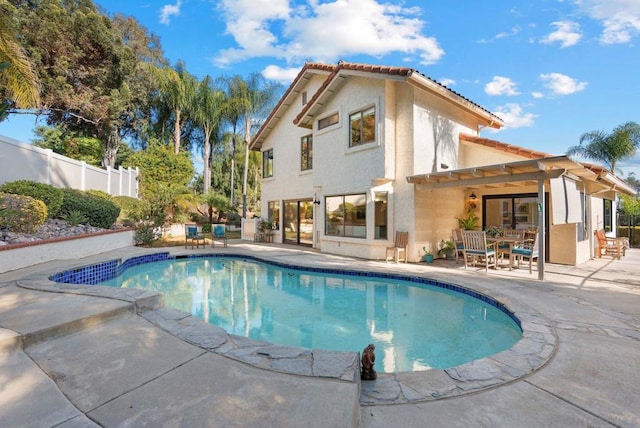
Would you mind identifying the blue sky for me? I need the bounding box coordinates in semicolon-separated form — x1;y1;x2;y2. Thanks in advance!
1;0;639;176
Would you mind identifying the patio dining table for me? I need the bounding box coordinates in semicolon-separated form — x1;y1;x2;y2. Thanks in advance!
487;236;526;270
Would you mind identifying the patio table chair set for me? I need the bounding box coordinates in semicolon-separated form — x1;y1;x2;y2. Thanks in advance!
184;223;227;249
460;229;539;273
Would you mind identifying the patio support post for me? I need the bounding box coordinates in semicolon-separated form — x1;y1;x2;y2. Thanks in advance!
538;178;545;280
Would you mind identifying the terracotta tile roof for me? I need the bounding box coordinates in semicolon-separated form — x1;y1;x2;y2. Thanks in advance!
294;60;503;127
460;133;555;159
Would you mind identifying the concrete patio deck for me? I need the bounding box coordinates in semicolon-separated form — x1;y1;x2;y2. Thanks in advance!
1;241;639;427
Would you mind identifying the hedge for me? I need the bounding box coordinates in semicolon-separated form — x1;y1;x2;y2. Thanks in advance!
59;188;120;229
0;180;64;218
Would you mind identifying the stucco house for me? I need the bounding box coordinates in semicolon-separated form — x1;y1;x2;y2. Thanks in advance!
249;61;635;277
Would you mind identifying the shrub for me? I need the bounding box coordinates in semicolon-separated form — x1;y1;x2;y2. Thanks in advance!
0;193;48;233
59;188;120;229
112;196;144;226
0;180;64;218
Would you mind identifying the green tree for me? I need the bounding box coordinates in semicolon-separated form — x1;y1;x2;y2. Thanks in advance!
0;0;40;120
124;143;194;200
33;125;103;166
191;75;225;195
567;122;640;173
144;61;197;154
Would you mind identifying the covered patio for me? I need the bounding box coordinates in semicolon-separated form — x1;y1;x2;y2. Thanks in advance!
407;155;635;280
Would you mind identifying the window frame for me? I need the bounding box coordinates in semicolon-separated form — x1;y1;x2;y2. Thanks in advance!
262;148;273;178
324;193;367;239
300;134;313;171
318;112;339;130
349;106;376;148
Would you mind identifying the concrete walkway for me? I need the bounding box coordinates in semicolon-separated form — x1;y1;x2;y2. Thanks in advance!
1;242;639;427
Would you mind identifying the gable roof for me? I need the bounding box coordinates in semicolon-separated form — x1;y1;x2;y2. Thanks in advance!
251;60;504;150
294;60;504;130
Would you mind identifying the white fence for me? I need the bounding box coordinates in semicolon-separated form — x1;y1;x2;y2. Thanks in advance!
0;135;138;197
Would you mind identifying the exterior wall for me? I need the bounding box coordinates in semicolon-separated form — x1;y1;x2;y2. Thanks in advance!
0;135;138;197
0;229;135;274
459;140;526;168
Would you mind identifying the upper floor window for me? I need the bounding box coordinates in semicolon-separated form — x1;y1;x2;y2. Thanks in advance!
349;106;375;147
318;112;339;130
301;135;313;171
301;91;307;105
262;149;273;178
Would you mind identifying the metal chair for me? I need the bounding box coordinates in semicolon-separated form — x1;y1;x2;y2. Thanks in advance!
185;223;205;249
211;224;227;248
386;231;409;263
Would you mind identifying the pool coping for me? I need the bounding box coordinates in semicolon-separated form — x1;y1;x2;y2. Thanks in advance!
16;251;557;406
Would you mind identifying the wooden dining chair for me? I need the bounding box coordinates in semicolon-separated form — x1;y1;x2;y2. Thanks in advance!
386;231;409;263
461;230;497;271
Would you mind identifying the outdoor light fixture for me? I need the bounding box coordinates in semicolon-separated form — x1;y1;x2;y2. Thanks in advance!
469;192;477;200
313;199;321;205
1;226;8;241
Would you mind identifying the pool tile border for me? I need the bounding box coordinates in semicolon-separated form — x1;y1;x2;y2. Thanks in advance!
25;251;557;405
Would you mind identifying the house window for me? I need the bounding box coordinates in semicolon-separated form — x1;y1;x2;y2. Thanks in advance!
604;199;613;232
301;91;307;105
301;135;312;171
262;149;273;178
349;106;375;147
374;192;387;239
318;112;339;130
325;194;366;238
268;201;280;230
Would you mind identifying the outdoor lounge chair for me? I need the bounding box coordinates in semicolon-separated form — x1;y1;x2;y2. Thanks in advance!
185;223;205;249
461;230;497;271
386;231;408;263
211;224;227;248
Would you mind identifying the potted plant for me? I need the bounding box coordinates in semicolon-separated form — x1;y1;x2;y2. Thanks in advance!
456;211;480;230
485;225;504;238
422;246;434;263
438;239;456;260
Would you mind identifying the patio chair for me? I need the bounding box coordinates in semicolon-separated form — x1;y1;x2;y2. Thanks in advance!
386;231;408;263
594;229;622;259
452;228;465;263
511;233;539;273
185;223;205;249
211;224;227;248
461;230;497;271
498;229;526;262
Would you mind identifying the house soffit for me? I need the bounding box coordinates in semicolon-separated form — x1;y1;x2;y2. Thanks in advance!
250;64;334;151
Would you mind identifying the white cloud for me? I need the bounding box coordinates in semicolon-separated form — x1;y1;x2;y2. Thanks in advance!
438;78;456;87
159;0;181;25
484;76;520;96
262;65;302;83
477;26;521;43
540;21;582;47
539;72;587;95
489;103;537;130
574;0;640;44
214;0;444;67
531;91;544;99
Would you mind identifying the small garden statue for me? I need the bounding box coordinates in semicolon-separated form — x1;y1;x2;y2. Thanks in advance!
361;343;377;380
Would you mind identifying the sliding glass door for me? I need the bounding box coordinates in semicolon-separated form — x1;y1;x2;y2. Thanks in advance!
283;200;313;246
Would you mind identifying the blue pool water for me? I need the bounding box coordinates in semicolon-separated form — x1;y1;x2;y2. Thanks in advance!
96;256;521;372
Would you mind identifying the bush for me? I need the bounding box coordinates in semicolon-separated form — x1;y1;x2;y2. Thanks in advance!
59;188;120;229
112;196;144;226
0;193;48;233
0;180;64;218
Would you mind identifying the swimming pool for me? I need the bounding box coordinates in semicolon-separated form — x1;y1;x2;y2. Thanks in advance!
57;254;523;373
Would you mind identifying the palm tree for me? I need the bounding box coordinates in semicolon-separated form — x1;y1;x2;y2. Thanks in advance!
0;1;40;120
145;61;196;154
192;75;225;194
220;74;280;217
567;122;640;173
